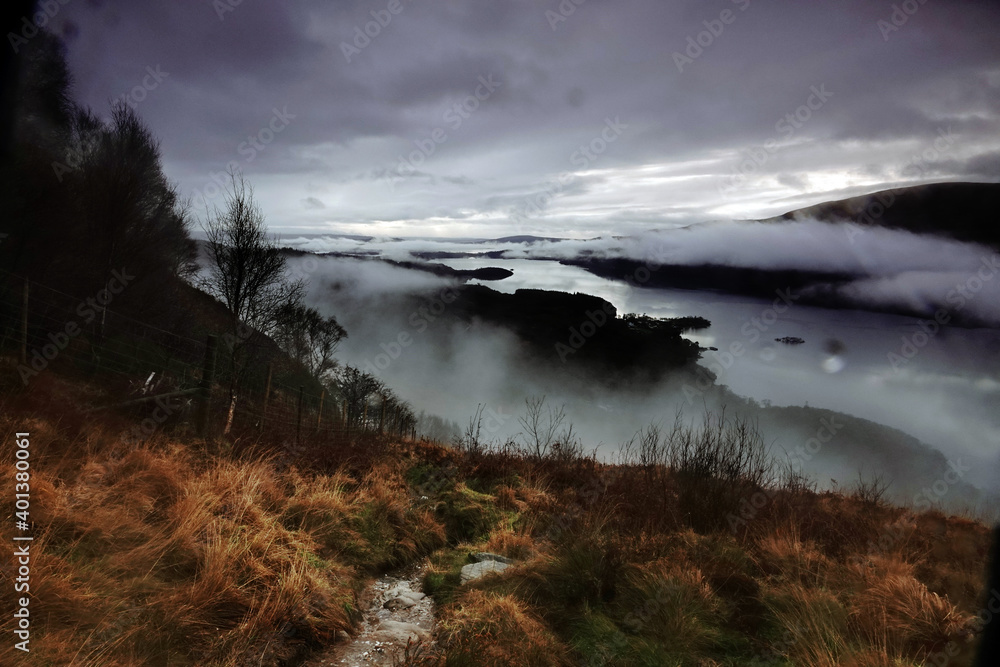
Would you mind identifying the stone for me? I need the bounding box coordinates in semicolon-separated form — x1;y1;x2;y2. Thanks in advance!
470;552;514;565
460;559;510;584
383;585;426;611
386;585;425;601
384;596;415;611
373;620;429;645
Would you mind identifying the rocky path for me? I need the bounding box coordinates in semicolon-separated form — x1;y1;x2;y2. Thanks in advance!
302;562;437;666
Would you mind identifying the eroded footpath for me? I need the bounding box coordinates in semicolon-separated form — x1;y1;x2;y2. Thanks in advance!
302;562;437;666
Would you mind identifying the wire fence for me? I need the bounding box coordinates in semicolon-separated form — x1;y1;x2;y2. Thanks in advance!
0;271;414;449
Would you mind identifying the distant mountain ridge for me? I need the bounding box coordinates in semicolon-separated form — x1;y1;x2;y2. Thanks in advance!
491;235;565;244
770;181;1000;249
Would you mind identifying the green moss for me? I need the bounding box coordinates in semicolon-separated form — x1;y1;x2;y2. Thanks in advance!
350;501;402;571
406;462;457;496
437;483;504;544
422;547;474;605
304;551;330;571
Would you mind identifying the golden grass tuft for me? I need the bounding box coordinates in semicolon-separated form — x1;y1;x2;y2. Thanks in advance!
438;589;570;666
756;523;835;586
482;524;537;561
617;556;725;655
763;582;852;667
850;572;972;656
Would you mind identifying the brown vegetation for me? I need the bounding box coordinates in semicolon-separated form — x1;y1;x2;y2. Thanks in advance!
0;379;994;666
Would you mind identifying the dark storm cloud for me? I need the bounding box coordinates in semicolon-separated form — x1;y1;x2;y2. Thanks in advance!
960;152;1000;179
53;0;1000;235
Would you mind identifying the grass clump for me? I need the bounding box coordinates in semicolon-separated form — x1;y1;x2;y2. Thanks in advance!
437;590;571;666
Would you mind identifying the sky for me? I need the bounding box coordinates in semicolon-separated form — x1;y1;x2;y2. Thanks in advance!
48;0;1000;238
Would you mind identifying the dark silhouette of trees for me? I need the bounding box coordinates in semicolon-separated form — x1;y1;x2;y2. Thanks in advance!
201;169;304;433
201;170;304;339
273;303;347;383
1;29;196;313
335;365;384;433
1;29;77;284
332;365;414;437
68;101;197;312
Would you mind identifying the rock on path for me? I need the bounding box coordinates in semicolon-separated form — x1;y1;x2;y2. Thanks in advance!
459;551;514;584
302;563;436;666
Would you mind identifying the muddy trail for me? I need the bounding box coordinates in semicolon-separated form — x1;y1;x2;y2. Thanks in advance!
302;562;438;666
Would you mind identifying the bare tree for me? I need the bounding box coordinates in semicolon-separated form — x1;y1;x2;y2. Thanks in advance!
273;303;347;383
201;170;304;433
852;468;891;508
457;403;488;456
518;395;568;458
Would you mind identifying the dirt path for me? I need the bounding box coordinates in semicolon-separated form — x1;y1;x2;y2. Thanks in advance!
303;562;438;666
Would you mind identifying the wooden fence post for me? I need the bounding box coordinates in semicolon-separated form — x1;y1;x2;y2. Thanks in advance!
379;394;386;434
296;385;304;446
197;335;217;438
20;278;28;364
317;389;325;432
260;363;273;432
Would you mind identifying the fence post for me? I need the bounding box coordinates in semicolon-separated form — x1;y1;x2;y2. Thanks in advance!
317;389;325;432
20;278;28;364
379;394;386;434
260;363;273;432
296;385;304;446
197;335;217;438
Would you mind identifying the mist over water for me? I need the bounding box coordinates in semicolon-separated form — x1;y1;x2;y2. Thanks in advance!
283;228;1000;502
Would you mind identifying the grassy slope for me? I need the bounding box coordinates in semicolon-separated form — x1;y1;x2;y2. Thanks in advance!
772;181;1000;250
0;378;446;665
0;379;993;667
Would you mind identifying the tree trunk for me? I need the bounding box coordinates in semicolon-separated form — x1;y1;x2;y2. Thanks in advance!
224;392;237;434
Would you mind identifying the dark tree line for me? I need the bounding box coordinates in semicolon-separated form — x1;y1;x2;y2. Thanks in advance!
273;302;347;383
0;30;196;314
333;365;415;437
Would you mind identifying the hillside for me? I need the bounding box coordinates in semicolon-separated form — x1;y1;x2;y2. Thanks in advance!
772;182;1000;249
0;378;995;666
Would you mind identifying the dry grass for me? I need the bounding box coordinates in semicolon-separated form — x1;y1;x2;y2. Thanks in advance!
0;410;445;666
424;448;992;667
617;557;725;654
850;572;971;655
437;590;570;666
0;391;994;667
